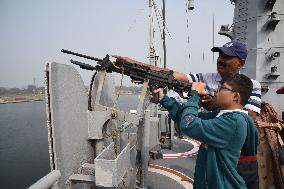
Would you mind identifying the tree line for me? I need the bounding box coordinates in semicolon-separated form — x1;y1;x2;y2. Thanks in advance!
115;86;141;94
0;85;45;96
0;85;141;96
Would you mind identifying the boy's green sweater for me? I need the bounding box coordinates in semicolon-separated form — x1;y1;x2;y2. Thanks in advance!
160;93;258;189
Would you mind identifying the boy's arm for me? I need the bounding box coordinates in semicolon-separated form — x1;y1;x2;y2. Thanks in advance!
180;93;238;148
160;96;183;124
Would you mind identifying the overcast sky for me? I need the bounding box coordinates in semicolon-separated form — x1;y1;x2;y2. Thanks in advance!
0;0;234;88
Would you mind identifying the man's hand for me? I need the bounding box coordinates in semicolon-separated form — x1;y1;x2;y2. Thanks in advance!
191;82;207;95
112;54;169;72
112;55;143;65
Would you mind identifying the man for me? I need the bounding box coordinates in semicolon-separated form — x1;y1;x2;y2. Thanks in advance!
153;74;259;189
113;41;261;188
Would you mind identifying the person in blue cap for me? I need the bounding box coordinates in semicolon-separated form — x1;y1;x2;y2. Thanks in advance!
152;74;259;189
173;41;261;189
113;41;261;189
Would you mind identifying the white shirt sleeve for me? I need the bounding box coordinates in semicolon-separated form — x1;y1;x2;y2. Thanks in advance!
244;79;261;114
166;89;184;104
186;73;201;83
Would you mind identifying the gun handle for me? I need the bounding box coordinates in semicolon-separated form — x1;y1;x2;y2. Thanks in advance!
149;86;164;104
150;92;160;104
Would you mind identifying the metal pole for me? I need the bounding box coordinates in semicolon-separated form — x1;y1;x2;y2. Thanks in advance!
213;14;215;64
148;0;157;117
162;0;166;68
149;0;154;66
141;110;151;188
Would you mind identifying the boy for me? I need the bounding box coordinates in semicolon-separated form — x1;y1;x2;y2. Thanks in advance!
153;74;259;189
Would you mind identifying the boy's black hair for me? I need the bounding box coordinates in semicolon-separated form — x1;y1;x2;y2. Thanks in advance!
221;74;253;106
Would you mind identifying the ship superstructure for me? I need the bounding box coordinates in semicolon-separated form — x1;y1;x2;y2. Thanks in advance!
220;0;284;114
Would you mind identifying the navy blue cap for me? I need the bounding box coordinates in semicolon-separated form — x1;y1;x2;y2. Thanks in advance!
211;41;247;60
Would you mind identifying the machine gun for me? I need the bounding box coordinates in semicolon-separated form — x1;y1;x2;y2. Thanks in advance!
61;49;191;101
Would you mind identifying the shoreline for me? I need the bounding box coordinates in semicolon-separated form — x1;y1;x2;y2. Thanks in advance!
0;99;44;104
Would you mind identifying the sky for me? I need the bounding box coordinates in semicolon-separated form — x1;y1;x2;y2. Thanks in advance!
0;0;234;88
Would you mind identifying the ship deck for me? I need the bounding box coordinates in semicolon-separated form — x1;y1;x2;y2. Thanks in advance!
147;136;199;189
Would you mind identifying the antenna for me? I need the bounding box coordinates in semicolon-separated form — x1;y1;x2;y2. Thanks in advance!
162;0;166;68
128;8;145;32
149;0;154;66
212;14;215;64
185;0;193;64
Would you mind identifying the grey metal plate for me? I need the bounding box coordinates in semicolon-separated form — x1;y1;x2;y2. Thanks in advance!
94;142;130;187
48;62;94;188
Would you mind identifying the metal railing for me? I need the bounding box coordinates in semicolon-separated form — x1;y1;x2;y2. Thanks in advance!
28;170;61;189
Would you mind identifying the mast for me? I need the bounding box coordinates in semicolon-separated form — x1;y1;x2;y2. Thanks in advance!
137;4;156;188
162;0;166;68
149;0;155;66
213;14;215;64
148;0;158;116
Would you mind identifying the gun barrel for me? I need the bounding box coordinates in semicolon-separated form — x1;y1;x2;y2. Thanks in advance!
61;49;102;62
70;59;97;71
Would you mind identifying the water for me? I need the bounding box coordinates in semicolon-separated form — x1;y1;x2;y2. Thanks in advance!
0;95;139;189
0;101;50;189
116;94;139;112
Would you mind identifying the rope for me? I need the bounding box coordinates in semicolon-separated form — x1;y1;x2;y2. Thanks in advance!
88;71;98;111
152;0;173;40
153;4;164;40
110;61;125;156
111;61;125;116
128;8;145;32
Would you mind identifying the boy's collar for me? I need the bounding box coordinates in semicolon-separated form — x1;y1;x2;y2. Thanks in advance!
216;109;248;117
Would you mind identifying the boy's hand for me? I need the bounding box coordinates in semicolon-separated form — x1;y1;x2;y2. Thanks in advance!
150;88;164;103
192;82;218;110
191;82;207;95
201;95;218;111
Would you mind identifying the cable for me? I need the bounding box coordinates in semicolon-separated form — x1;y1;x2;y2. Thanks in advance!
152;0;173;40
